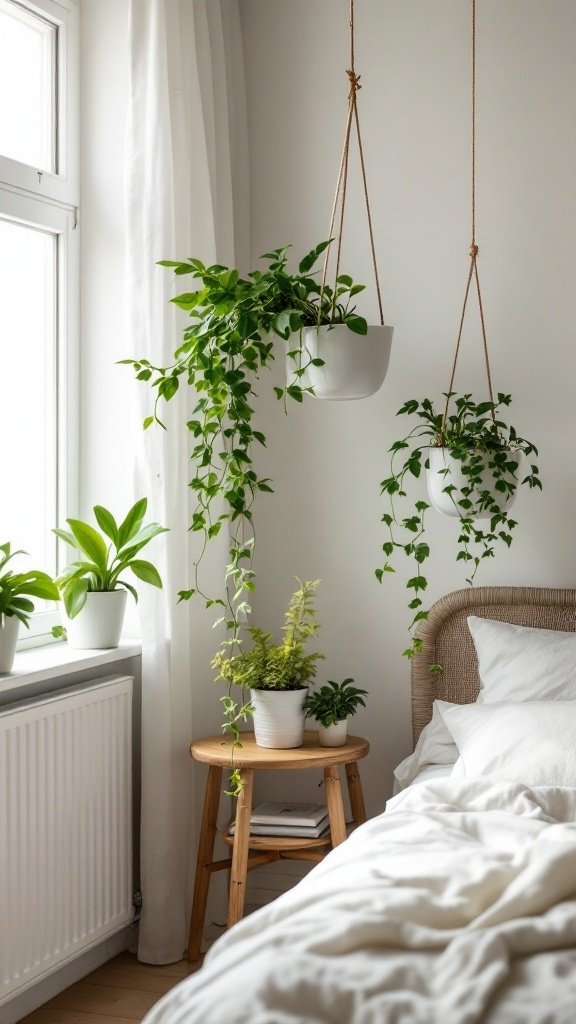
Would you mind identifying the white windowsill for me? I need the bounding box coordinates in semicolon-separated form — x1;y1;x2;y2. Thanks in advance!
0;640;142;697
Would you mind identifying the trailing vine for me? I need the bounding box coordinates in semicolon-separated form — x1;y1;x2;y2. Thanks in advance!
377;393;541;660
123;242;368;788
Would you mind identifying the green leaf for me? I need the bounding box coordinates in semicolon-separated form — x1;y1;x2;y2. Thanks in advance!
93;505;119;545
66;519;108;569
117;498;148;548
62;578;89;619
345;315;368;336
129;560;163;588
298;239;332;274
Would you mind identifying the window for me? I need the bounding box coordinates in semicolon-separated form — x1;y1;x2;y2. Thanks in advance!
0;0;79;644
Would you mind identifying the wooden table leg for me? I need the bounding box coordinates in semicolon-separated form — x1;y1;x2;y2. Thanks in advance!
187;764;222;962
324;765;347;846
227;768;254;928
345;760;366;824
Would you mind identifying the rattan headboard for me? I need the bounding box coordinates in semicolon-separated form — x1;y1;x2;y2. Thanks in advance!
411;585;576;744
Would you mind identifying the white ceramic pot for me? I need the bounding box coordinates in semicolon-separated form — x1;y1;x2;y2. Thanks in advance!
426;448;522;520
0;615;20;673
250;688;308;749
287;324;393;400
318;719;348;747
64;590;128;650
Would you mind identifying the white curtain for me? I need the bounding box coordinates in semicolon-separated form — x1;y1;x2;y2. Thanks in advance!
125;0;248;963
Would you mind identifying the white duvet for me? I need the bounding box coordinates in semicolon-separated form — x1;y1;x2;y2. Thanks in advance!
144;779;576;1024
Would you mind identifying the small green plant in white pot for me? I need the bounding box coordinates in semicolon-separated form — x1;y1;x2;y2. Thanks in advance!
213;579;324;760
54;499;167;649
303;678;368;747
0;543;59;672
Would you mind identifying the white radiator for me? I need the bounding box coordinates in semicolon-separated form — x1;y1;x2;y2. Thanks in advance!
0;675;134;1006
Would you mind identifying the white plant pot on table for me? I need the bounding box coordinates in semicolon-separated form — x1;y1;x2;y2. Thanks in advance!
318;719;348;747
250;688;308;749
64;590;128;650
426;447;522;520
288;324;393;400
0;615;20;673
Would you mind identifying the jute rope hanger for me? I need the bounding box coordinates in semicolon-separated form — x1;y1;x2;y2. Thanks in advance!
442;0;496;432
319;0;385;326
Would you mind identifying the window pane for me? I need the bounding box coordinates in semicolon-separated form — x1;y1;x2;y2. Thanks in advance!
0;217;57;579
0;0;56;172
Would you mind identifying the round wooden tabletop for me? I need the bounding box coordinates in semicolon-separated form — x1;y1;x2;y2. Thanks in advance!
190;730;369;770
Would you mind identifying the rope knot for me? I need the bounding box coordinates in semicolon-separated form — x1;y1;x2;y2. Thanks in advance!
346;68;362;98
470;243;479;258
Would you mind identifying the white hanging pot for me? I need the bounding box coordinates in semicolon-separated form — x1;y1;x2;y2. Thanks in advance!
288;324;393;400
250;688;308;749
427;447;522;520
64;590;128;650
318;719;348;747
0;615;20;673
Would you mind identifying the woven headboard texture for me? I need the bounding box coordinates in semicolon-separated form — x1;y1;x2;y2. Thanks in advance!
410;586;576;744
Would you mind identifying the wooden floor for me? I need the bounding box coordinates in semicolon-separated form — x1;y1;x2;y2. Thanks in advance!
19;953;201;1024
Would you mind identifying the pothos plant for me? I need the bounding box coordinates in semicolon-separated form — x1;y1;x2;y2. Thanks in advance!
123;242;368;762
377;392;541;660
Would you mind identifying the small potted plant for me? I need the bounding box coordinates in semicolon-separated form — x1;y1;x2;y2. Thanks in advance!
212;578;324;751
53;498;167;649
0;543;59;672
377;392;542;657
303;678;368;747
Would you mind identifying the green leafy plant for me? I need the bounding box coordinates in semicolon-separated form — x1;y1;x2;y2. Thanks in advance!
53;499;168;618
0;543;59;628
212;578;324;792
303;678;368;728
122;242;367;633
123;242;368;748
377;393;541;658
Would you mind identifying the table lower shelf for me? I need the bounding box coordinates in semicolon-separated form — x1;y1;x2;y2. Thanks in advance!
221;821;359;853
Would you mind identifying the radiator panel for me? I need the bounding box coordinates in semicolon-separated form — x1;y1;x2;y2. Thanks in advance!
0;675;133;1004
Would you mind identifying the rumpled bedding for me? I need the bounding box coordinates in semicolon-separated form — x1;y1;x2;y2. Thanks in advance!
143;779;576;1024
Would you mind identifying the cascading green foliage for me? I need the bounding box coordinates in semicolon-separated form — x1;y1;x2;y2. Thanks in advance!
377;393;541;660
0;543;59;628
53;499;167;618
122;243;367;772
212;578;324;793
303;678;368;728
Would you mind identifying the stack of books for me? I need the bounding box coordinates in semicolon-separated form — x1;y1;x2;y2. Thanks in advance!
229;801;330;839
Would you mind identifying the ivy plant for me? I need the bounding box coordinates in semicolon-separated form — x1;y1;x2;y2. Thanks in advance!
122;243;368;766
377;392;541;659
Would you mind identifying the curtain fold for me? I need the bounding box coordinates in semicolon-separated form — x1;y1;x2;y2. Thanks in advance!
125;0;248;963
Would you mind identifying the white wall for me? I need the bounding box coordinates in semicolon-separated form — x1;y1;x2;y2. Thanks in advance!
240;0;576;815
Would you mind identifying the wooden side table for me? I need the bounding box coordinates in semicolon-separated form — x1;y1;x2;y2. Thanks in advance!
187;730;369;962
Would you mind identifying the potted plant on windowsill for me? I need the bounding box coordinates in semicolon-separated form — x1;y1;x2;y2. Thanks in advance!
377;392;541;659
303;678;368;747
53;498;168;649
0;543;59;673
212;579;324;761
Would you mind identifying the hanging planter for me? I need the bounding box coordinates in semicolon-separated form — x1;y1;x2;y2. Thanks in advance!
286;0;393;400
376;1;542;660
427;445;522;519
293;324;393;401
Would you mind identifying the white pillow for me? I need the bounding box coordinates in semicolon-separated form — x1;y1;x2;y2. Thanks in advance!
468;616;576;703
393;700;459;791
439;701;576;786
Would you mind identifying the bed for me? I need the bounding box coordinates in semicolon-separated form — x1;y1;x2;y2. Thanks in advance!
144;586;576;1024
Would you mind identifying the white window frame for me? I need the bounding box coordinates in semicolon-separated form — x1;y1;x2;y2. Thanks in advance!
0;0;79;646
